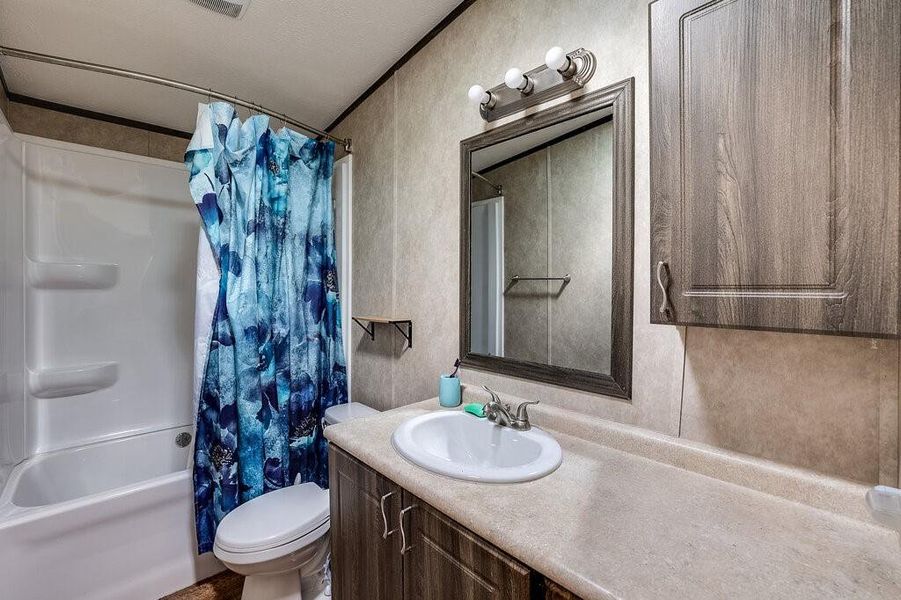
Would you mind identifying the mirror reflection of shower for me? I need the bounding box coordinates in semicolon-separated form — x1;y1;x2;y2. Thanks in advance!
468;110;615;374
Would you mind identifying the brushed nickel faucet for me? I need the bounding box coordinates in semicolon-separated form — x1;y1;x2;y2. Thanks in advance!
482;386;539;431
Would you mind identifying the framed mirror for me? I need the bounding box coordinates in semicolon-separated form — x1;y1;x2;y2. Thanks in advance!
460;79;634;398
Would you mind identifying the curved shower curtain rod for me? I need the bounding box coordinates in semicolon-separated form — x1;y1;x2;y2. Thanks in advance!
0;45;353;153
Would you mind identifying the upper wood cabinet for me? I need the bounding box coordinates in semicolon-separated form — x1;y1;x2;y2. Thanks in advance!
650;0;901;337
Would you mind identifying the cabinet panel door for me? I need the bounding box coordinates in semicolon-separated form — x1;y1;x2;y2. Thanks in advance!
402;494;532;600
329;445;404;600
545;579;582;600
650;0;900;336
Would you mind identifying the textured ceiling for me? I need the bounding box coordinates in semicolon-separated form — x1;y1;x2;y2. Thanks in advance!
0;0;461;133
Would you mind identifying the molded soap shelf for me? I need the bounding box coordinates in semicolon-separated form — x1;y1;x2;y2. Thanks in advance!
28;362;119;399
27;259;119;290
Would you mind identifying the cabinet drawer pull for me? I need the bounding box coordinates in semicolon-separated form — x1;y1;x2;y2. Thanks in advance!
399;505;416;555
656;261;672;320
380;492;397;539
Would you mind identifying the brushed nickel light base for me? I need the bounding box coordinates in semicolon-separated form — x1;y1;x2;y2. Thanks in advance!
479;48;597;122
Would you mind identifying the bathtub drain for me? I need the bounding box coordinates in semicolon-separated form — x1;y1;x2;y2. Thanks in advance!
175;432;193;448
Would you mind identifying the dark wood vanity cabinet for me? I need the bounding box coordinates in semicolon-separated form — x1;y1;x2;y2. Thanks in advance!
403;500;532;599
328;445;404;600
329;445;574;600
544;581;583;600
650;0;901;337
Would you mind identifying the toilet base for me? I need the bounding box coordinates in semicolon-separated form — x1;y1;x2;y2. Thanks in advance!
215;511;331;600
240;571;326;600
242;571;301;600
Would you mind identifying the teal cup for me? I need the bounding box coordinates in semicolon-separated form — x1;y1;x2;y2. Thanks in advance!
438;375;462;408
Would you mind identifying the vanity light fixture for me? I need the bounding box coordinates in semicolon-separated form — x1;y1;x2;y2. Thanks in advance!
466;46;597;122
467;85;497;110
545;46;578;78
504;67;534;94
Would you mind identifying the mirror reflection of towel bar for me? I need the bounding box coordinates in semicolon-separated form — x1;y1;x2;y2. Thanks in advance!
471;171;503;195
509;274;571;284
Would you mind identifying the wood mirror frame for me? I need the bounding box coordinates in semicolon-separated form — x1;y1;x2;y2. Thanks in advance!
459;78;634;398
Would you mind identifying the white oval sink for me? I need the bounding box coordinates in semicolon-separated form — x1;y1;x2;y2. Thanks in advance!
391;411;562;483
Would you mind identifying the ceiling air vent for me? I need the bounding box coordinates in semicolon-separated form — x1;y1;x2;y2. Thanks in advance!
188;0;251;19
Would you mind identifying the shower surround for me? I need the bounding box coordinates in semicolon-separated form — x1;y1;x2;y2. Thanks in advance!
0;111;24;492
0;125;222;598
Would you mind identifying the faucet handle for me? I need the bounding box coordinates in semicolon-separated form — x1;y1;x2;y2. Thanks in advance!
482;386;499;419
482;386;500;406
513;400;539;422
482;386;515;424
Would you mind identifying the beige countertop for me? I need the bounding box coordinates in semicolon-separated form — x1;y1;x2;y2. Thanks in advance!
324;399;901;600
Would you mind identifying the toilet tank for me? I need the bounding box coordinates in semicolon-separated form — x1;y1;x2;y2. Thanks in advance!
323;402;378;426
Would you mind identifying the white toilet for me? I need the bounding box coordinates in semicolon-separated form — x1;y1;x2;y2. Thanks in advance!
213;402;379;600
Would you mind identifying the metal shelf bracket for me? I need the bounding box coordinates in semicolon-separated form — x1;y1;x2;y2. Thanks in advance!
351;317;413;349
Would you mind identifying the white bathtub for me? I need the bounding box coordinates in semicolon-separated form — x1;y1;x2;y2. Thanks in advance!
0;426;223;600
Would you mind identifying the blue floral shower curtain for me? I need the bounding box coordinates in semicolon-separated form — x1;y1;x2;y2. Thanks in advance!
185;103;347;553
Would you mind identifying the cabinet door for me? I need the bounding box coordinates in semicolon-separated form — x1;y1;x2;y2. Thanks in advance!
650;0;900;336
545;579;582;600
329;445;404;600
401;494;532;600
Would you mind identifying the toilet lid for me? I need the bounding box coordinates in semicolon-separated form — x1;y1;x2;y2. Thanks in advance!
324;402;378;425
214;482;330;553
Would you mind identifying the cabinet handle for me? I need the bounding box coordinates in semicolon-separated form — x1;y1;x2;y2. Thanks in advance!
380;492;397;539
398;505;416;555
656;261;672;320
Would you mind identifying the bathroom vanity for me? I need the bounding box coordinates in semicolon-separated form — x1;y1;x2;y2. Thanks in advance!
326;400;901;600
329;445;550;599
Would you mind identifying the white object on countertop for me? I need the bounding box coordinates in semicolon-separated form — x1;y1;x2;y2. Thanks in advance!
866;485;901;532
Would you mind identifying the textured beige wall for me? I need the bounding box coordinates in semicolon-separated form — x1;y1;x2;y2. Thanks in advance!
5;101;187;162
334;0;898;485
332;82;399;410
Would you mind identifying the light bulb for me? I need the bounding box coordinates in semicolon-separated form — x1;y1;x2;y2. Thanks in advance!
468;84;490;106
504;67;526;90
545;46;570;72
